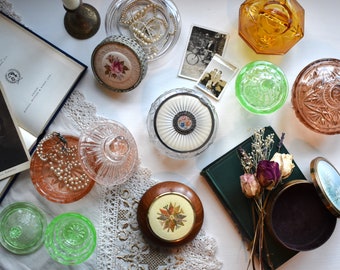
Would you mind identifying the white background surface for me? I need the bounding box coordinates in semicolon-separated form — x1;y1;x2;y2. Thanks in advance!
1;0;340;269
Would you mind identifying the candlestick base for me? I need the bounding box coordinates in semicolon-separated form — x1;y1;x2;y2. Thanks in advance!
64;3;100;39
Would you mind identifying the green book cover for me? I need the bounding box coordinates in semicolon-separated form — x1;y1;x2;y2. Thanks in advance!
201;126;306;269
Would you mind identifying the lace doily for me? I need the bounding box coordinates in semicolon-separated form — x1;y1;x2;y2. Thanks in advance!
59;90;222;269
0;0;21;22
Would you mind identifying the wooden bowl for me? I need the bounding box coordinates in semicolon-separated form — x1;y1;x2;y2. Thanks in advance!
137;181;204;247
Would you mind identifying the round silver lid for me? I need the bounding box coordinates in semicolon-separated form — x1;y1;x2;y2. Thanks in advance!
147;88;218;159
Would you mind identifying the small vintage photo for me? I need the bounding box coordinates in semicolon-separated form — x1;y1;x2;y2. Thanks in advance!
196;54;238;100
178;25;229;81
0;82;30;180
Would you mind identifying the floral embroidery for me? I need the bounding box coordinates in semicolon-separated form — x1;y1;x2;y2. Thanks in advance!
157;202;187;232
104;55;129;80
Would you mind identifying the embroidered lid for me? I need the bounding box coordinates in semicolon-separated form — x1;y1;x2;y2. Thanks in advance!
91;35;148;92
137;181;204;246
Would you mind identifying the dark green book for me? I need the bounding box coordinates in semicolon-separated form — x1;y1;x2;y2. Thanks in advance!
201;126;306;269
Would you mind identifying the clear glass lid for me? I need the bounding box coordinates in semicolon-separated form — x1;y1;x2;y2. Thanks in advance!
105;0;181;61
78;120;138;186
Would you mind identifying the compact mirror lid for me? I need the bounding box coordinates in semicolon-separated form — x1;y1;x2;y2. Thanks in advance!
310;157;340;217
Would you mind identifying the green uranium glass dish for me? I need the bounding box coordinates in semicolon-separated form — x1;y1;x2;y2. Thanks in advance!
235;61;288;114
0;202;47;254
44;212;96;265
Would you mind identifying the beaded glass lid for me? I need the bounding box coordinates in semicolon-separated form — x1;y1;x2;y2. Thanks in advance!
292;58;340;134
105;0;181;61
147;88;218;159
78;120;138;186
30;133;95;204
91;35;148;92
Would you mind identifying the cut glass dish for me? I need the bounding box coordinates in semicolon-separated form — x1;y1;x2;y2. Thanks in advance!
105;0;181;61
292;58;340;135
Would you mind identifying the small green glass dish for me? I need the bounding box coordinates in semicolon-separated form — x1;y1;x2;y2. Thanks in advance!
0;202;47;254
235;61;288;114
44;212;96;265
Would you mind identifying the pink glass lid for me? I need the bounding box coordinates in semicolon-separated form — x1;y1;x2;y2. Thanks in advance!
78;120;138;186
292;58;340;135
30;133;95;203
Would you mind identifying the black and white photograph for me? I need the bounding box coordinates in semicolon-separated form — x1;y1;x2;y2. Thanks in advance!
0;82;30;180
196;54;238;100
178;25;229;81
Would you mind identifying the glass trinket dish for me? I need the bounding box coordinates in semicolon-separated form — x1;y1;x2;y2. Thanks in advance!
0;202;47;254
44;212;96;265
30;133;95;204
137;181;204;246
265;157;340;251
147;88;218;159
291;58;340;135
105;0;181;61
235;60;288;114
239;0;304;54
78;120;138;186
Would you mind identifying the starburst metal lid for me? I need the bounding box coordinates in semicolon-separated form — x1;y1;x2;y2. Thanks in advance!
91;35;148;92
147;88;218;159
310;157;340;217
137;181;204;246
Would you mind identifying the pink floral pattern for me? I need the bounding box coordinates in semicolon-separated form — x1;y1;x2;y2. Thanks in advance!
104;55;129;80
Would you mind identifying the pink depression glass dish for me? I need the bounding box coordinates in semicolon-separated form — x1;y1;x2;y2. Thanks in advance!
292;58;340;135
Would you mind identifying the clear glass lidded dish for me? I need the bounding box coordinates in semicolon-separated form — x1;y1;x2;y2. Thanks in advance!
105;0;181;62
78;120;138;186
147;88;218;159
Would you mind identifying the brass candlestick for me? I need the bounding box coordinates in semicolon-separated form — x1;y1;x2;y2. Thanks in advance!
63;1;100;39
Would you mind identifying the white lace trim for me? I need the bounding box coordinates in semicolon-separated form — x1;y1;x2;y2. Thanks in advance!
61;90;222;269
0;0;21;22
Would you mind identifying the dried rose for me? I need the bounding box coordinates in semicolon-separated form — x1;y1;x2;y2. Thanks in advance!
256;160;281;190
271;152;295;179
240;173;261;198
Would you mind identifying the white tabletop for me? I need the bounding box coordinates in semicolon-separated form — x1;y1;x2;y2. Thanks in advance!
1;0;340;269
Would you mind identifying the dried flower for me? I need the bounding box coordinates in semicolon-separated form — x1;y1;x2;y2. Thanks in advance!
270;152;295;179
240;173;261;198
237;129;294;270
256;160;281;190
